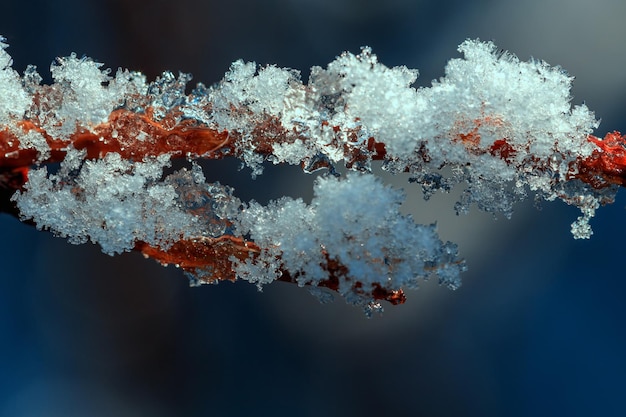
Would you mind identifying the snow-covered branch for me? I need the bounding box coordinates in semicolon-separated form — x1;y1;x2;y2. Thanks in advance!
0;37;622;314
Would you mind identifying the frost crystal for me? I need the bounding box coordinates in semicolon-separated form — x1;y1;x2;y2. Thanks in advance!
0;39;30;125
12;150;240;255
35;55;146;140
233;173;463;309
196;40;606;236
13;150;187;254
0;37;618;312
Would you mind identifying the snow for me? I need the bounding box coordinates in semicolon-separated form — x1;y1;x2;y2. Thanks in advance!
233;173;463;309
0;39;31;125
0;36;615;309
12;150;240;255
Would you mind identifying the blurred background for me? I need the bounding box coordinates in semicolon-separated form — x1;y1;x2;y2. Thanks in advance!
1;0;626;416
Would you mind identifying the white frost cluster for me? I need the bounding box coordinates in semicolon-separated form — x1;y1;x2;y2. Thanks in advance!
33;54;147;139
12;150;235;255
0;37;616;310
197;39;608;237
202;40;597;162
0;39;31;125
208;60;300;133
233;173;462;309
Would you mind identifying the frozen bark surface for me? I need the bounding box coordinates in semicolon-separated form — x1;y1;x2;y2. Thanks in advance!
0;38;622;313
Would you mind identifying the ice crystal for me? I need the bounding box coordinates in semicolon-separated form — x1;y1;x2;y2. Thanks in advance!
0;39;30;125
12;150;245;255
233;173;463;308
0;37;618;311
195;40;605;236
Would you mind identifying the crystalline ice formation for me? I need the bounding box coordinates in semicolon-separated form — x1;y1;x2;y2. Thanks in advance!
233;172;463;309
196;39;608;237
0;40;31;125
0;36;618;310
12;149;239;255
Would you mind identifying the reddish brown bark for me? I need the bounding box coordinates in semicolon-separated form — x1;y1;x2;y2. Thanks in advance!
570;132;626;188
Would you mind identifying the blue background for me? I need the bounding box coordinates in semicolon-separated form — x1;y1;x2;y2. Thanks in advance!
1;0;626;416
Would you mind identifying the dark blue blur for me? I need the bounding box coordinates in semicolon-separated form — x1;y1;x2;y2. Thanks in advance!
1;1;626;416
